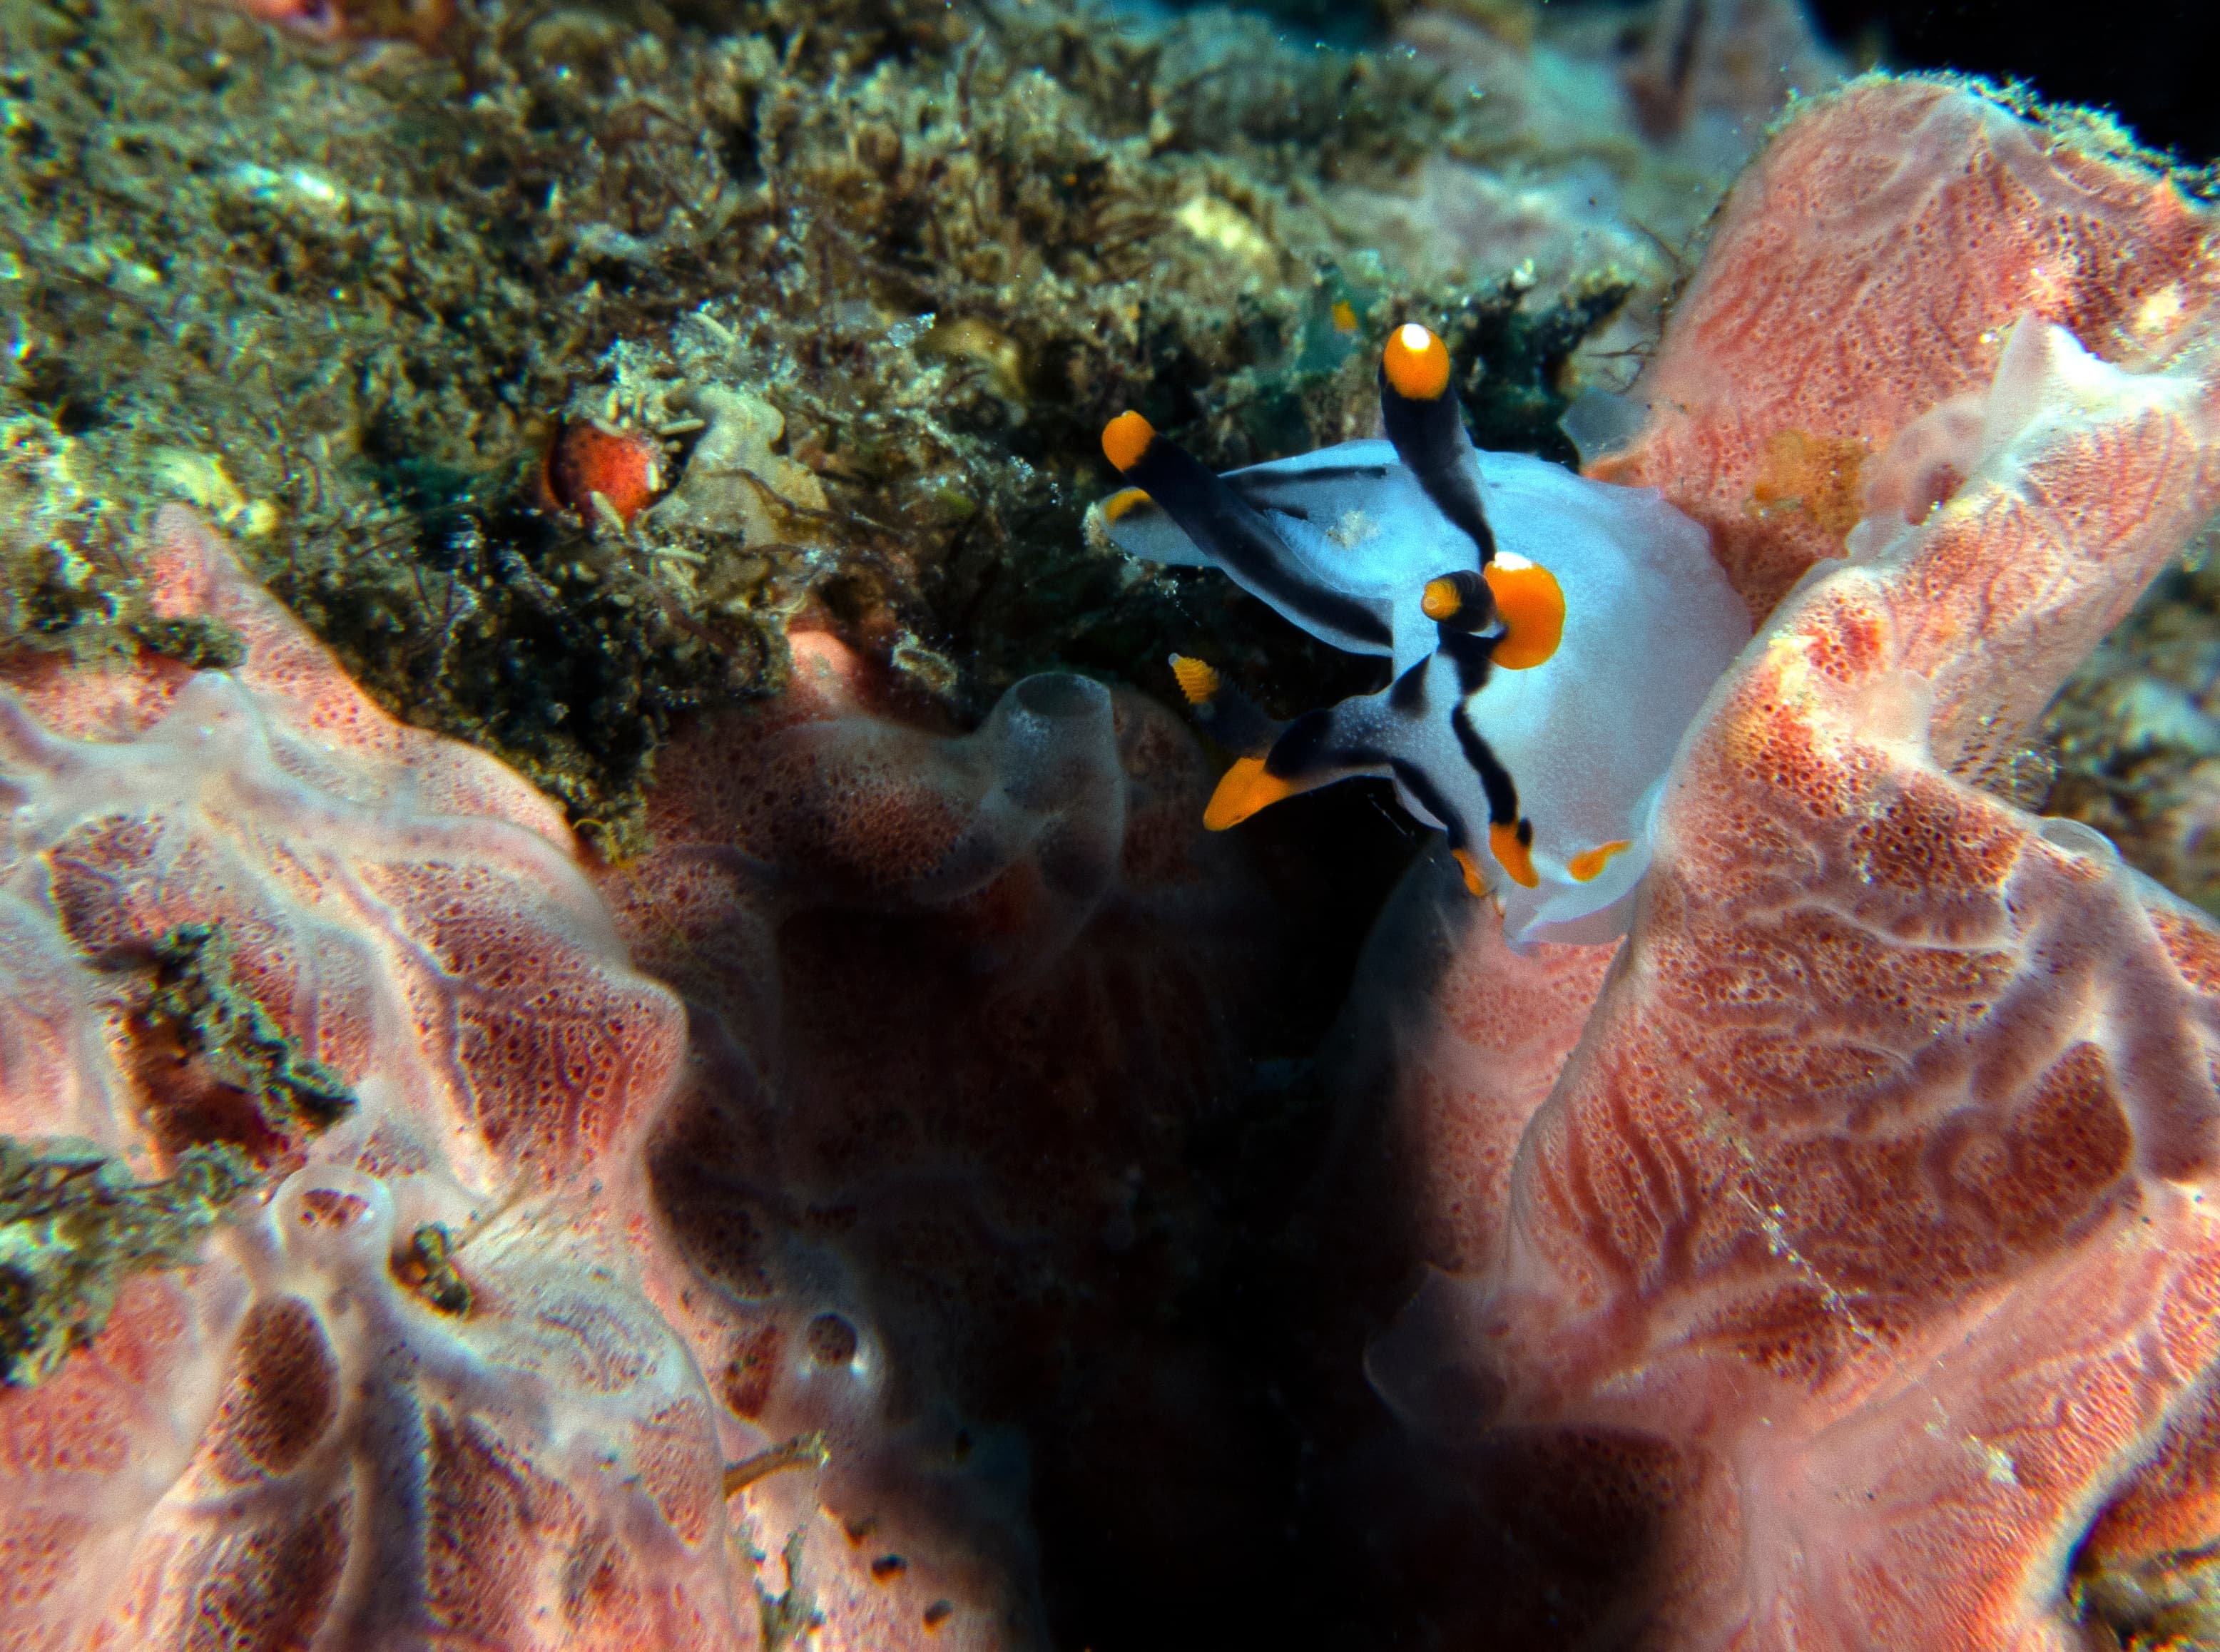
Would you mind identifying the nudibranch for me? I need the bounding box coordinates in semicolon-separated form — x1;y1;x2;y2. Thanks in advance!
1088;322;1749;946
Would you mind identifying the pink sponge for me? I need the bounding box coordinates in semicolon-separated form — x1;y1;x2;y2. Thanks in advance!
0;507;738;1651
1358;76;2220;1650
1592;75;2220;621
603;630;1280;1647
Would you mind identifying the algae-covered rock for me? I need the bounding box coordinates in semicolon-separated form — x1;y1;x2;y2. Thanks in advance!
0;0;1661;842
2044;544;2220;917
649;384;830;549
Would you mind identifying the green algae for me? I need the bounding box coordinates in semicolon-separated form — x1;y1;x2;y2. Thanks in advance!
0;0;1629;842
0;1136;257;1387
0;922;352;1387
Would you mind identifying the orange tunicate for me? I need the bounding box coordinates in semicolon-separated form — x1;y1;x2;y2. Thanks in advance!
546;419;666;528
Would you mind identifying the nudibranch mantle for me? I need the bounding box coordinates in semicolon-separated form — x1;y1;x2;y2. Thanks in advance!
1088;324;1750;947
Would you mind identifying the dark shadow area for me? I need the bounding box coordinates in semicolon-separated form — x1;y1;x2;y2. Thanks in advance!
1812;0;2216;163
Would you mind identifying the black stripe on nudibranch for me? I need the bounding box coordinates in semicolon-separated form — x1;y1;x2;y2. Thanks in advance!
1451;702;1519;828
1106;421;1394;651
1389;658;1430;717
1450;693;1541;888
1264;714;1482;857
1261;706;1340;780
1380;324;1498;567
1231;463;1394;504
1386;758;1475;853
1437;630;1496;698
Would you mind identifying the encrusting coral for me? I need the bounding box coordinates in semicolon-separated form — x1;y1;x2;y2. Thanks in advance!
1339;73;2220;1649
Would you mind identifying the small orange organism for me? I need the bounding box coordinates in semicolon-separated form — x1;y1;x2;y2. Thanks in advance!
543;419;668;530
1747;429;1872;536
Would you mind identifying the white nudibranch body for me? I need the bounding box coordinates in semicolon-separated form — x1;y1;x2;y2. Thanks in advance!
1089;322;1749;947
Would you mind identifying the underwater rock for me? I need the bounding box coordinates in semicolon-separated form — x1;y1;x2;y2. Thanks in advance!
1;0;1693;849
1351;76;2220;1648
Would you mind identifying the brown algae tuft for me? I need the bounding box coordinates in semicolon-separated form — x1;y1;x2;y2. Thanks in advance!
0;1136;257;1387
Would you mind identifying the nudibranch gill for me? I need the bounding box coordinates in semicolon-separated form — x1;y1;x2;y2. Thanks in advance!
1087;322;1750;947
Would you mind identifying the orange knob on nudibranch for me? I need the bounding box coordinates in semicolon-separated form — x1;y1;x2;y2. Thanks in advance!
1451;848;1488;897
1567;840;1632;883
1168;654;1221;705
1202;757;1295;832
1383;322;1452;402
1489;820;1539;889
1102;411;1155;474
1102;486;1152;521
1482;554;1566;671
